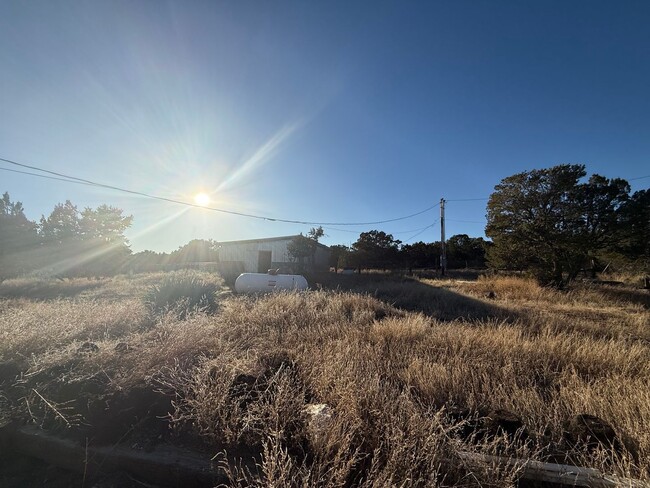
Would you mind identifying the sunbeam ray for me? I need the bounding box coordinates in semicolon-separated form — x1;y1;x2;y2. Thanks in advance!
127;206;191;242
215;121;302;194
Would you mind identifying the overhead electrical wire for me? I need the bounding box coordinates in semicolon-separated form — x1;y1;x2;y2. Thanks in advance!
447;218;486;224
403;220;439;243
324;222;441;236
4;156;645;230
0;167;99;188
393;222;439;235
446;197;490;202
0;156;440;226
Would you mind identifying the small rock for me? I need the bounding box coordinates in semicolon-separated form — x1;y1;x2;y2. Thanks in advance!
303;403;333;443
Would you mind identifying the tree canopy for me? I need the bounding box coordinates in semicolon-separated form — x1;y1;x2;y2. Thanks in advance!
0;193;38;280
287;226;325;270
170;239;219;264
351;230;401;270
0;193;134;280
616;189;650;267
485;164;639;285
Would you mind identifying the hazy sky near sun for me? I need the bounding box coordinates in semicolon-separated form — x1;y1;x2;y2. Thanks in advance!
1;1;649;252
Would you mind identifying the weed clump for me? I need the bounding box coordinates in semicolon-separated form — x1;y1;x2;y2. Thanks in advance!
144;272;222;319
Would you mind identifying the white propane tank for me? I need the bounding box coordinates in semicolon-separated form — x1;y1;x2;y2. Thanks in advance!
235;273;309;293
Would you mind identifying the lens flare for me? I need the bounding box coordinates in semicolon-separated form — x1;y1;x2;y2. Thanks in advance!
194;192;210;206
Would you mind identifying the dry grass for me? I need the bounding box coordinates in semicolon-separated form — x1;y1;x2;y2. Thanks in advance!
1;271;649;486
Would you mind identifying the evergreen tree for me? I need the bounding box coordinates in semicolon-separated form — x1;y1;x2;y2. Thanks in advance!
486;164;631;285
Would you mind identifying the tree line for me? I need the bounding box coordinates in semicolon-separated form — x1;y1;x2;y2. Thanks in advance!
290;228;489;273
291;164;648;285
0;195;222;280
2;163;647;284
0;195;133;280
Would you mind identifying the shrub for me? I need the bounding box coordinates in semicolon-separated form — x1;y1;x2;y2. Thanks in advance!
144;272;221;319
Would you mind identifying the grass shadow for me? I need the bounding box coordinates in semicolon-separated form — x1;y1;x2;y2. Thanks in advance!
311;272;517;322
0;279;105;300
592;285;650;309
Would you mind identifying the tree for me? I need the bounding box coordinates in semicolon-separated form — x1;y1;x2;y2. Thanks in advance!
446;234;488;268
328;244;349;272
0;195;134;278
39;200;81;244
287;227;324;271
400;241;439;273
0;192;38;280
81;205;133;244
76;205;134;275
307;226;324;242
616;189;650;270
351;230;401;271
128;250;169;273
170;239;219;264
37;200;134;277
485;164;630;286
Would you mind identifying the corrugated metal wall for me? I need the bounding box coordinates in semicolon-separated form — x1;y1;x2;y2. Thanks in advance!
218;239;293;272
218;238;330;272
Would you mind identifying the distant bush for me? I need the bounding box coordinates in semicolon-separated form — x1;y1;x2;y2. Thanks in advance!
144;272;221;319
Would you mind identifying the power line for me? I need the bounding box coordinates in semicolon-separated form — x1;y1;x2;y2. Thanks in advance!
5;154;639;230
403;220;438;243
321;226;361;234
393;223;440;235
447;218;486;224
0;156;439;226
446;197;489;202
0;167;99;188
324;222;443;236
1;157;106;186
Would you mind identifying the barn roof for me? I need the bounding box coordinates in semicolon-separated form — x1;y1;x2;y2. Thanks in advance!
217;235;329;250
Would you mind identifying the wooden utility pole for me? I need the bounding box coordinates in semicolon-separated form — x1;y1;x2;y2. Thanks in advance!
440;198;446;276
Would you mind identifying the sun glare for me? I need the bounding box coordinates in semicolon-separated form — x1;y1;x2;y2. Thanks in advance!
194;192;210;206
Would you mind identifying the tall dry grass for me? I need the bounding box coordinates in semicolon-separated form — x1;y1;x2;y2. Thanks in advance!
1;272;648;486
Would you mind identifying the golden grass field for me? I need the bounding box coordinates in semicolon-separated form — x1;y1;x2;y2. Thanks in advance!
0;271;648;486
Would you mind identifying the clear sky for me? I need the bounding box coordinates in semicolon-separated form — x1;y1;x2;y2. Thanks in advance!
1;1;649;252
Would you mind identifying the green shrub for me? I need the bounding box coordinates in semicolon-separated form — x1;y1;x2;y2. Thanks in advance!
144;272;221;319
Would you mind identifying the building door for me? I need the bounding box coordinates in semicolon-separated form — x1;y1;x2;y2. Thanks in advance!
258;250;272;273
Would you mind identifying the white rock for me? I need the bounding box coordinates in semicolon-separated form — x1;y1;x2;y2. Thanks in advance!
303;403;333;441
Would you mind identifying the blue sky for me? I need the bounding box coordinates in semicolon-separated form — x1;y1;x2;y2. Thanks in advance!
1;1;649;252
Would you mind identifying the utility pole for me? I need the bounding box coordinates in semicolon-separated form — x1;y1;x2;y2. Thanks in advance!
440;198;446;276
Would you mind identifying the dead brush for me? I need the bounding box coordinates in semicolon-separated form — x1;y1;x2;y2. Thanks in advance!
143;271;224;319
2;273;650;485
462;275;550;302
0;298;147;363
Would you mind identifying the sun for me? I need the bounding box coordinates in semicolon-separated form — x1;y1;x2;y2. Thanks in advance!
194;192;211;206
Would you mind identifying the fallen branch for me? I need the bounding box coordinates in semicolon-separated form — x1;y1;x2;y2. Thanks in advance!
0;424;647;488
31;388;71;427
458;451;649;488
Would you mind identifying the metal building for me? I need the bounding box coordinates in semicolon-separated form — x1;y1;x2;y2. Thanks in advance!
217;235;330;273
